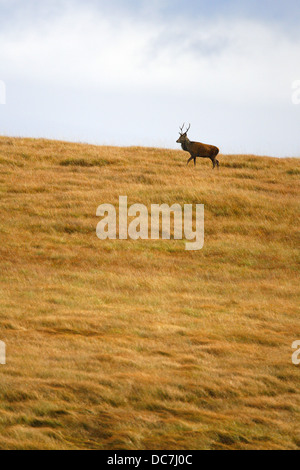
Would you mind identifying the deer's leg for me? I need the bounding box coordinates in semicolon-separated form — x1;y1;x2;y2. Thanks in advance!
187;156;193;166
194;157;196;166
212;157;220;169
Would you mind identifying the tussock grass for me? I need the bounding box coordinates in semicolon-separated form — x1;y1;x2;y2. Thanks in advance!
0;136;299;450
59;158;115;167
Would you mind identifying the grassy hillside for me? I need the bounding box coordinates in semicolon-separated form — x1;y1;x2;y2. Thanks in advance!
0;136;299;450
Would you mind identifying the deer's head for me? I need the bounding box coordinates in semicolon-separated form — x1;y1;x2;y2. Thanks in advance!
176;123;191;144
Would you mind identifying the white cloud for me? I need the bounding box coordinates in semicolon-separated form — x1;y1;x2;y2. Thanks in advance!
1;8;299;98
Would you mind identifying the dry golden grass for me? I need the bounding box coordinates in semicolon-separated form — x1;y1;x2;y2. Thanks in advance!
0;136;299;450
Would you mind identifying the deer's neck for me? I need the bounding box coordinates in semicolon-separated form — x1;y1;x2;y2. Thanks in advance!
181;138;190;152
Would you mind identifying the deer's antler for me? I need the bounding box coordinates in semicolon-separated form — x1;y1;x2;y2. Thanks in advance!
179;123;185;134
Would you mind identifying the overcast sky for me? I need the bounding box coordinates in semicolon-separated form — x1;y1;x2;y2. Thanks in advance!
0;0;299;156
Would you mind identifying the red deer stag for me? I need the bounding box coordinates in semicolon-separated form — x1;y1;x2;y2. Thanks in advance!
176;124;220;169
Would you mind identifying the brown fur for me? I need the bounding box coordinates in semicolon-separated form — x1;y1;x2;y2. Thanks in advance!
176;124;220;169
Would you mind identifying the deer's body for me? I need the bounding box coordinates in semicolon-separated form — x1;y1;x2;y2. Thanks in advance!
176;124;220;169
